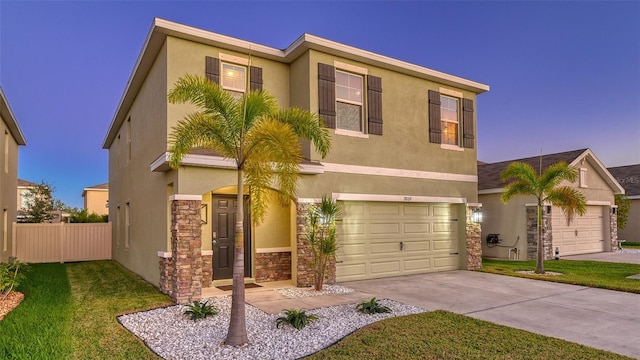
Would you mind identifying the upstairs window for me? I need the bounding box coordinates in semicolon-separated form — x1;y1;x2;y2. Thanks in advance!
221;62;247;99
440;95;459;146
336;70;364;132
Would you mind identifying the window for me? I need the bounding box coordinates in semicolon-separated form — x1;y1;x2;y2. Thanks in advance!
125;202;130;248
3;209;7;252
335;70;364;132
440;95;459;146
221;62;247;98
579;168;588;188
4;130;8;174
126;117;131;162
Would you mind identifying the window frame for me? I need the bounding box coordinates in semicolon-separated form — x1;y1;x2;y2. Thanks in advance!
440;94;460;147
221;62;248;95
335;68;365;136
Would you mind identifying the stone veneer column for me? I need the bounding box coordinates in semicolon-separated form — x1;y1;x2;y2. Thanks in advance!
158;252;173;295
169;195;203;304
465;205;482;270
526;205;553;260
610;206;618;251
295;200;336;287
202;250;213;288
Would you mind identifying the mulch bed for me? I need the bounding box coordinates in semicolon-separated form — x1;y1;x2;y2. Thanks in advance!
0;292;24;321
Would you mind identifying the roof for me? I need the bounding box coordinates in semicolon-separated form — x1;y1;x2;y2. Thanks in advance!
17;179;38;187
608;164;640;197
478;148;624;195
82;182;109;197
0;87;27;146
103;18;490;148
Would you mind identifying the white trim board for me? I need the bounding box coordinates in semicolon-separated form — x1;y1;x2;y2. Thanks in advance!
333;193;467;204
323;162;477;183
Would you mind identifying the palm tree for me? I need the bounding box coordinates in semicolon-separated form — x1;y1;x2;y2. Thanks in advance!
167;74;331;346
305;194;341;291
501;161;586;274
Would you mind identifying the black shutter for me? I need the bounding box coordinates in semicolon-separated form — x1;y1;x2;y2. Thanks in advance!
367;75;383;135
462;98;475;148
250;66;263;91
428;90;441;144
318;63;336;129
205;57;220;84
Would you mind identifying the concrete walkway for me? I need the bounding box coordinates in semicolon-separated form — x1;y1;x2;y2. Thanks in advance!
342;271;640;359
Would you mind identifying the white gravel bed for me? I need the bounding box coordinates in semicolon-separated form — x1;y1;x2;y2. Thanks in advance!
275;284;354;298
118;296;425;360
618;248;640;254
517;270;563;276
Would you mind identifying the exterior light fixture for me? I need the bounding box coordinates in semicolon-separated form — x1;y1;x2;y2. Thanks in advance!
471;208;483;223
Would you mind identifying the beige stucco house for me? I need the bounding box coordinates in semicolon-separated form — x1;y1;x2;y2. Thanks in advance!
479;149;624;260
17;178;37;214
608;164;640;243
0;87;27;262
103;18;489;304
82;183;109;216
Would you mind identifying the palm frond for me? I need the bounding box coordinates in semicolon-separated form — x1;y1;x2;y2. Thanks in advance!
539;161;578;190
276;108;331;158
545;186;587;225
241;90;278;131
500;162;538;185
501;180;536;204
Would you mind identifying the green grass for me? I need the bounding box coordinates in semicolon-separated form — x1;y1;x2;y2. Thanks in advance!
481;259;640;293
308;310;631;360
622;241;640;249
0;261;172;359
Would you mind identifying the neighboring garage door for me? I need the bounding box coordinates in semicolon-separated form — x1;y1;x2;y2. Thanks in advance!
552;205;604;256
335;202;460;282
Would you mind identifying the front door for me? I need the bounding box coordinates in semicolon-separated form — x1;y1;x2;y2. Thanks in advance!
212;195;251;280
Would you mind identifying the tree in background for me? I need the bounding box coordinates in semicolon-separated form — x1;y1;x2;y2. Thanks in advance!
21;181;56;223
305;195;341;291
614;194;630;231
501;161;586;274
168;75;331;346
68;209;108;223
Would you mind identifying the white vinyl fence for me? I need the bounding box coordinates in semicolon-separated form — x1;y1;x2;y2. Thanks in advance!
13;222;112;263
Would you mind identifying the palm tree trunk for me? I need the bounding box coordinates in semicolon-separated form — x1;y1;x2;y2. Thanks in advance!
226;169;247;346
536;201;545;274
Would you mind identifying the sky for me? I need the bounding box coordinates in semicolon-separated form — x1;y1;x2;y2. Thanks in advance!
1;1;639;208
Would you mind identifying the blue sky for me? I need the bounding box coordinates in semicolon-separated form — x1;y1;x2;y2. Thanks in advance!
1;1;639;208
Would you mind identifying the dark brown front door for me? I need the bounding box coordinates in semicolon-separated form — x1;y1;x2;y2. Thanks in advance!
212;195;251;280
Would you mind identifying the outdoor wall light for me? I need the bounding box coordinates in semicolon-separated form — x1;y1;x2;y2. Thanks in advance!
545;205;552;214
471;208;483;223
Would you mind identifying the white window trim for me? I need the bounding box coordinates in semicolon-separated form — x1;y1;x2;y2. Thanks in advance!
219;52;249;66
440;94;461;147
439;87;464;98
335;69;364;133
334;61;368;75
440;143;464;151
334;128;369;139
221;62;247;93
579;168;588;188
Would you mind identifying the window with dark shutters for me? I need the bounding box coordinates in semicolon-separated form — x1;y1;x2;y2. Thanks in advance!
250;66;263;91
428;90;442;144
367;75;383;135
462;98;474;148
318;63;336;129
205;56;220;84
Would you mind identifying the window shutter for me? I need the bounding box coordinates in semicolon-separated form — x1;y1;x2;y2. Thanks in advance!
428;90;441;144
462;98;475;148
318;63;336;129
205;56;220;84
367;75;383;135
250;66;263;91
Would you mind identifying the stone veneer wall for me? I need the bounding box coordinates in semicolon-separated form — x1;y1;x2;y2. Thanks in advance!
610;206;618;250
202;253;212;288
254;251;292;282
295;200;336;287
526;205;553;260
159;254;173;295
465;206;482;270
169;198;203;304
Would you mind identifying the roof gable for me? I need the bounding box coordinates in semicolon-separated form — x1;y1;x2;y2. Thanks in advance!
0;87;27;146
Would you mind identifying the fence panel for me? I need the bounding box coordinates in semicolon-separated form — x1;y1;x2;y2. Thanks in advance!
14;223;112;263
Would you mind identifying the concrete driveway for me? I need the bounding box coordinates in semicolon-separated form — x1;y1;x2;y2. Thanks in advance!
563;250;640;264
341;271;640;358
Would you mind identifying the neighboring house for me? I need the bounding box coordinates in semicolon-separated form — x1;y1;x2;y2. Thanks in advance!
17;178;37;216
478;149;624;260
82;183;109;216
608;164;640;243
102;18;489;303
0;87;27;262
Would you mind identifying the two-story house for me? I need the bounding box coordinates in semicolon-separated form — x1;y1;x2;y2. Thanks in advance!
82;183;109;216
0;87;27;262
103;18;489;304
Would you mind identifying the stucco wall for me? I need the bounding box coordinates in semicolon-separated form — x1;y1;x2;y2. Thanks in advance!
84;190;109;216
0;114;19;263
480;193;530;260
618;199;640;243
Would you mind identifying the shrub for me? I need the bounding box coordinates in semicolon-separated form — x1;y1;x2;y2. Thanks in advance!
356;298;392;314
0;258;28;301
276;308;319;330
183;300;218;321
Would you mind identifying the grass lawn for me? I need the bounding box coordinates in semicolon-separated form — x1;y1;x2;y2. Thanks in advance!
0;261;172;359
622;241;640;249
481;258;640;293
308;310;631;360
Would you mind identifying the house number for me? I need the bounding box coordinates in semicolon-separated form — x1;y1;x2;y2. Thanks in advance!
403;196;412;202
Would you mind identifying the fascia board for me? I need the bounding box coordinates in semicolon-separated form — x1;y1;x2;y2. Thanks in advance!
0;87;27;145
571;149;625;195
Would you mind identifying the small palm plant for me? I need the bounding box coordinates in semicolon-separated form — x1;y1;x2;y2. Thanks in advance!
356;297;392;314
305;195;341;291
0;259;28;301
183;300;218;321
276;308;319;330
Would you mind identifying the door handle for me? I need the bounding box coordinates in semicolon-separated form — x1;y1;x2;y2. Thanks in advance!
400;241;404;251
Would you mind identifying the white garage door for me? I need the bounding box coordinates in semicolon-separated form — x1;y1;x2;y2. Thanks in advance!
335;202;460;282
552;205;604;256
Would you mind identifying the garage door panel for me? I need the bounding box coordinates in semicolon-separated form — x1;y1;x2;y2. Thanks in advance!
552;205;604;256
336;201;460;282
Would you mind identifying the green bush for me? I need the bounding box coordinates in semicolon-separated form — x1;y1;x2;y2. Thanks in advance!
183;300;218;321
356;298;392;314
276;308;319;330
0;258;28;301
